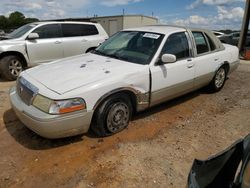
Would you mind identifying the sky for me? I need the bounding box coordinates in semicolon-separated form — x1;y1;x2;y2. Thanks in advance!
0;0;247;30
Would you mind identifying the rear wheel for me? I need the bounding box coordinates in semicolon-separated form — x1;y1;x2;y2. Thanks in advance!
208;66;227;92
91;93;132;137
0;55;24;80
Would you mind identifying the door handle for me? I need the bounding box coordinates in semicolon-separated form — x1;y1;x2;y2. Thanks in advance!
187;63;194;68
55;41;62;44
214;58;219;61
82;39;88;42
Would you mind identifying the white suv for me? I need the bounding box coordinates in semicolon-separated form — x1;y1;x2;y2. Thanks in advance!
0;21;108;80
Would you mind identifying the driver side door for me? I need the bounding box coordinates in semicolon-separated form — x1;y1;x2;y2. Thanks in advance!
26;24;64;65
150;32;195;106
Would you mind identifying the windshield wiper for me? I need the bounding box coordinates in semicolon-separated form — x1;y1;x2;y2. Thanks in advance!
92;49;107;57
92;50;128;61
106;53;123;60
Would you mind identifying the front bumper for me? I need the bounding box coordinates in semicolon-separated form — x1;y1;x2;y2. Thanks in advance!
9;87;93;139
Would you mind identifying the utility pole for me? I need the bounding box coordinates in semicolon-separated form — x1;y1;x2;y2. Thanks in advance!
238;0;250;53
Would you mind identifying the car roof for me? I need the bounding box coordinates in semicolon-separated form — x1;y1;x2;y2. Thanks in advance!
31;21;98;25
123;25;215;35
123;25;186;34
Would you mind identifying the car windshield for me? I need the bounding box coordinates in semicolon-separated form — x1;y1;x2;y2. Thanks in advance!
7;24;37;38
92;31;164;65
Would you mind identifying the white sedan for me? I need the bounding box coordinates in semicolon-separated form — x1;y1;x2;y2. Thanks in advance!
10;25;239;138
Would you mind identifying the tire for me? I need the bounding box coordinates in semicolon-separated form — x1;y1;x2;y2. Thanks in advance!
208;66;227;92
91;93;132;137
0;55;24;81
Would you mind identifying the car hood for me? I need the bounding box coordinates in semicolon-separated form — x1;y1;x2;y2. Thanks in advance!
25;53;145;95
0;38;24;45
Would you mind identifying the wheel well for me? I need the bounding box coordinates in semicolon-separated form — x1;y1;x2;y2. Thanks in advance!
0;51;28;68
86;47;97;53
94;90;137;114
222;62;230;74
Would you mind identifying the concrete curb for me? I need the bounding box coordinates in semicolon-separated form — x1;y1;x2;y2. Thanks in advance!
240;60;250;64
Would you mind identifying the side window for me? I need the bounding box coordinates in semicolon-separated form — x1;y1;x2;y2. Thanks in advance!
205;33;216;51
62;24;98;37
32;24;61;39
82;24;99;35
161;32;190;60
192;32;209;54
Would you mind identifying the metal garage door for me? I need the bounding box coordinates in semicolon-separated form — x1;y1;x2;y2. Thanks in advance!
109;20;118;36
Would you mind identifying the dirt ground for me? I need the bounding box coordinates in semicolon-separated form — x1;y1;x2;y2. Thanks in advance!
0;61;250;188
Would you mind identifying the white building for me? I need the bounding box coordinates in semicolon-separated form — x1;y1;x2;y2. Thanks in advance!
91;15;158;36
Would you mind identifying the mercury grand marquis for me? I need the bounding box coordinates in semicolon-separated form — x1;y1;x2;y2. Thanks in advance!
9;25;239;138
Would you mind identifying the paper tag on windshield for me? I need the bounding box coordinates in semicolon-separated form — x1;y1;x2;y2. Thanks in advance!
143;33;160;39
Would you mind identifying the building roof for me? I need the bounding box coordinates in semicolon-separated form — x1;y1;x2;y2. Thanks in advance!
91;14;157;20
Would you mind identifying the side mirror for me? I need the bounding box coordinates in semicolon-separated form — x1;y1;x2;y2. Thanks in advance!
161;54;176;64
27;33;39;40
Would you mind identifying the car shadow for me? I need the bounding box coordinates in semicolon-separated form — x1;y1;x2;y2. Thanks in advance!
3;109;86;150
3;87;208;150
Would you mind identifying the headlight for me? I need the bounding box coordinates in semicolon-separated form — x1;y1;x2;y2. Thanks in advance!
32;94;86;114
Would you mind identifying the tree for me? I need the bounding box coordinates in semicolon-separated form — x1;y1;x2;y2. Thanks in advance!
8;11;25;28
24;18;39;24
0;11;39;31
0;15;8;30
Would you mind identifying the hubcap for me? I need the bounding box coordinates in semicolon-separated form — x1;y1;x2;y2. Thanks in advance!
215;68;225;88
107;102;130;133
9;59;23;77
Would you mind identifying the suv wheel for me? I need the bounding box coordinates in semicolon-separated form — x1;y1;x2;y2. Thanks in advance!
91;93;132;137
0;55;24;81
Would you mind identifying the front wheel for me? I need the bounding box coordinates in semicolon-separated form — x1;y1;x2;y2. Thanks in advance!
208;66;227;92
0;55;24;81
91;93;132;137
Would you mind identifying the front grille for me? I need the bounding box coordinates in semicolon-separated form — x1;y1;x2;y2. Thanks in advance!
17;77;38;105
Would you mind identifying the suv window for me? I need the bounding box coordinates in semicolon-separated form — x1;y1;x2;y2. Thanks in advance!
161;32;190;60
62;24;99;37
192;32;209;54
205;33;216;51
32;24;61;39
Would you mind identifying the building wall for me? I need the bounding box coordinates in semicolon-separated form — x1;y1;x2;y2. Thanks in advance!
91;16;123;36
123;16;158;29
91;15;158;36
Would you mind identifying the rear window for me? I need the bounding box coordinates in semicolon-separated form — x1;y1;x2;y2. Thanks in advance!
62;24;99;37
192;32;209;54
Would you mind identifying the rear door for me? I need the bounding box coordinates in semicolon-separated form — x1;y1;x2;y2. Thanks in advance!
61;23;99;57
26;24;63;64
192;31;220;88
